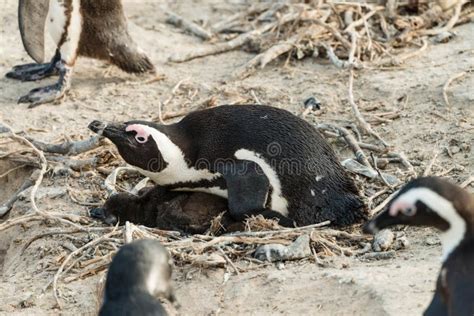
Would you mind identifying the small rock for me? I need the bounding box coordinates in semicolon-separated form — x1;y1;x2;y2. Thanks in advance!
18;294;35;309
254;234;311;262
276;262;285;270
360;251;396;260
341;159;378;179
254;244;288;262
425;237;441;246
372;229;395;252
304;97;321;111
450;146;460;154
394;233;410;250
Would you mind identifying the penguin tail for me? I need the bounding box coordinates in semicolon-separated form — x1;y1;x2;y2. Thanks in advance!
294;194;368;227
328;194;368;226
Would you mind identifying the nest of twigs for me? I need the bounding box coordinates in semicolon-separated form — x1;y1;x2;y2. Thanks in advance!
169;0;473;77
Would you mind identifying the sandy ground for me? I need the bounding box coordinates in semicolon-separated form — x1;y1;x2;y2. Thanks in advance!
0;1;473;315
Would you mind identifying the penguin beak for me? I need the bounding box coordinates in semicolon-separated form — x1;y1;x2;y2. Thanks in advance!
88;121;127;141
89;207;118;226
363;210;408;234
88;120;107;135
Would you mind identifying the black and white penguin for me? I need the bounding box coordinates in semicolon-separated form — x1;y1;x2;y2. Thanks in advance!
89;104;366;228
364;176;474;316
99;239;175;316
6;0;154;107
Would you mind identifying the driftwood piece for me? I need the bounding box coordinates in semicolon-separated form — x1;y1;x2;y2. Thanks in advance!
165;11;213;40
27;136;102;156
316;123;374;169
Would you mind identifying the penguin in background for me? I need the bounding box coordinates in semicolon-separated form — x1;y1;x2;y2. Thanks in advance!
364;177;474;316
99;239;176;316
6;0;154;107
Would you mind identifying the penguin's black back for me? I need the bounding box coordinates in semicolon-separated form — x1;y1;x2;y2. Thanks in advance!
169;104;366;226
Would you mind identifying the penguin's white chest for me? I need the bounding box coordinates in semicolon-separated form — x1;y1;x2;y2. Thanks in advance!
132;128;222;191
46;0;67;45
46;0;82;63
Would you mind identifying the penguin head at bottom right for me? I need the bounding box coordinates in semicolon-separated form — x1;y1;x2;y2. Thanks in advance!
363;177;472;235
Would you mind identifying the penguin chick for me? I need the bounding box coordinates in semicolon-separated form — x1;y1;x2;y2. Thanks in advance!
364;176;474;316
90;187;229;234
99;239;175;316
6;0;154;107
89;104;366;228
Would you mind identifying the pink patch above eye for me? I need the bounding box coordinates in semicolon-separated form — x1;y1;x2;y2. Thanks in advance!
126;124;150;143
389;200;414;216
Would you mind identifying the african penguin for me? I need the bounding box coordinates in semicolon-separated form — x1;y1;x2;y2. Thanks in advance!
6;0;154;107
89;104;366;228
364;176;474;316
99;239;176;316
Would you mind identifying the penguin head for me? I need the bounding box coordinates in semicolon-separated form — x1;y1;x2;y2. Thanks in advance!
90;187;161;227
103;239;175;302
364;177;473;259
89;120;168;173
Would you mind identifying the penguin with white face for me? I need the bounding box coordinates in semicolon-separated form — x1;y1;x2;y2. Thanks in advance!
6;0;154;107
89;104;366;228
99;239;176;316
364;176;474;316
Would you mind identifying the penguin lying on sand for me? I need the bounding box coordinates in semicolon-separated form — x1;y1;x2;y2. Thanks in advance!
89;104;366;228
364;177;474;316
99;239;175;316
6;0;154;107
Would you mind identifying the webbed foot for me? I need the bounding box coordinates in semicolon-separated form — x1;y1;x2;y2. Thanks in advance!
6;51;60;81
17;60;72;108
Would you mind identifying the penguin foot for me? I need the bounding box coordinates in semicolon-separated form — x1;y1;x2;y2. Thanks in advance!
18;82;67;108
6;51;61;82
6;62;58;81
18;60;72;108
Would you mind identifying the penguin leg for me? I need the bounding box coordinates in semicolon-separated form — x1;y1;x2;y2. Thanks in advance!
220;161;295;227
5;51;60;81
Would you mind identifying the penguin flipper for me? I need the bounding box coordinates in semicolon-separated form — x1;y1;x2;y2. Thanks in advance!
18;0;50;63
219;160;295;227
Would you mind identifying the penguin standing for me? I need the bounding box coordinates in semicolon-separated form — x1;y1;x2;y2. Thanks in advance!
364;177;474;316
6;0;154;107
99;239;176;316
88;104;366;228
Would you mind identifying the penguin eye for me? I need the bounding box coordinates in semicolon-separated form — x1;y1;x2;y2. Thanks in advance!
135;136;148;144
401;206;417;216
